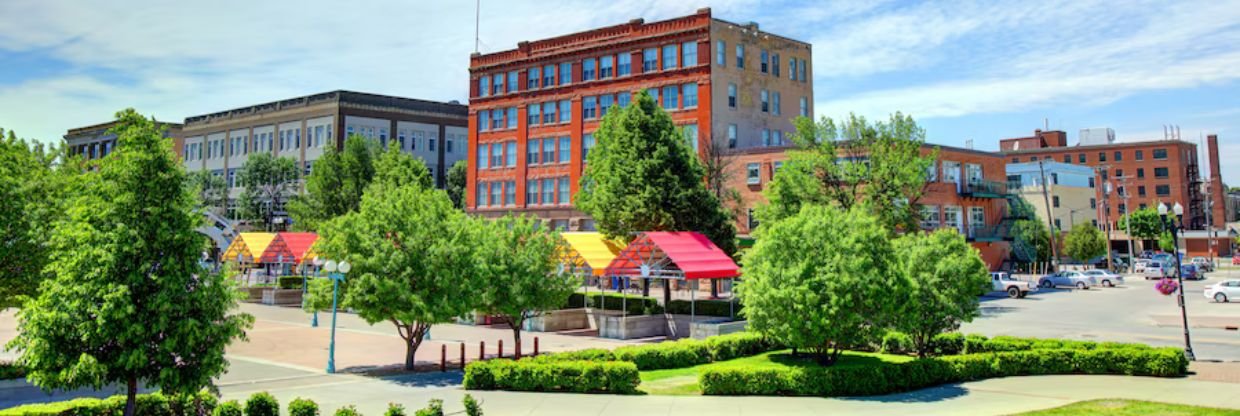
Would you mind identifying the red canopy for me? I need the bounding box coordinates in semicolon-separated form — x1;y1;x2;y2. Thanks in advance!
606;231;739;280
260;232;318;265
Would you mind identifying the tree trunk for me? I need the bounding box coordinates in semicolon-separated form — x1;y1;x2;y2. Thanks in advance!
511;324;523;359
642;278;650;296
400;323;427;371
663;283;671;306
124;376;137;416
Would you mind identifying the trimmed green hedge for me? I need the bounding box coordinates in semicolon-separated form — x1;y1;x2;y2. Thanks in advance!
664;299;743;317
699;347;1188;397
529;332;780;371
565;292;663;315
277;275;308;290
463;359;640;394
878;332;1155;356
0;361;25;380
0;391;218;416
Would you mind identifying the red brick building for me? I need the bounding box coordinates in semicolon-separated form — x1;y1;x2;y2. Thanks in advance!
726;144;1014;269
466;8;813;229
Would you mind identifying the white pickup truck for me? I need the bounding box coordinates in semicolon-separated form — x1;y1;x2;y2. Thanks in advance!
991;272;1036;298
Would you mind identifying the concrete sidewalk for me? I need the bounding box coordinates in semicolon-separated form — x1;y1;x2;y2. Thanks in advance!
218;373;1240;416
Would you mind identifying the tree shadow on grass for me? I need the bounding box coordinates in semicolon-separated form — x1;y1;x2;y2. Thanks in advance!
839;384;969;403
765;352;900;369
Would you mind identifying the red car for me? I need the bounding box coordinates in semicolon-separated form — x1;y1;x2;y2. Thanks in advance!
1233;255;1240;266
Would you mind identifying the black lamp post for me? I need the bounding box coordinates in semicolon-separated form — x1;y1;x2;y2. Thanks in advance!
1158;202;1195;361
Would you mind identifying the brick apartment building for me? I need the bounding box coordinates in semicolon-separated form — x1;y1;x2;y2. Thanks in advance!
65;120;182;161
466;8;813;229
727;144;1014;269
176;90;468;219
999;130;1226;231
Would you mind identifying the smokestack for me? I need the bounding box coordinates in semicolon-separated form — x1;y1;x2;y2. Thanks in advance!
1207;134;1224;229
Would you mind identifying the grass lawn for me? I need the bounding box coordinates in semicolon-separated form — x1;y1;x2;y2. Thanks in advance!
638;349;912;395
1015;399;1240;415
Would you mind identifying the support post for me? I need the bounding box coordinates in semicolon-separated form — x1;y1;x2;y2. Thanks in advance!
498;339;503;358
479;341;485;361
534;337;540;356
440;344;447;372
460;343;466;369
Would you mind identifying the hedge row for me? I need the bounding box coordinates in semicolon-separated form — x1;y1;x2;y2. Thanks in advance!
664;299;743;317
530;332;780;371
564;292;663;315
880;332;1154;356
699;347;1188;397
0;391;217;416
276;276;308;290
0;361;25;380
463;359;640;394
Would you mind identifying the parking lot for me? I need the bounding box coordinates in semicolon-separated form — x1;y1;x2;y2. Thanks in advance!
964;268;1240;361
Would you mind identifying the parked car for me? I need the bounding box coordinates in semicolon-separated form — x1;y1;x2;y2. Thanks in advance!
1204;280;1240;303
1191;257;1215;272
1181;264;1200;280
1234;254;1240;265
1038;270;1098;290
1139;250;1157;259
991;272;1036;298
1143;261;1173;280
1082;270;1124;287
1133;259;1152;273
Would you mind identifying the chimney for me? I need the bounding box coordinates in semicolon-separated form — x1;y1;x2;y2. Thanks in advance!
1207;134;1225;229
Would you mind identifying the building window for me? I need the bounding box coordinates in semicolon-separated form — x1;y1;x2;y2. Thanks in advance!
543;64;554;86
542;178;554;204
735;44;744;68
542;138;555;163
1118;203;1127;214
682;83;698;108
599;56;613;78
507;107;518;129
491;142;503;167
558;63;571;86
1079;153;1086;163
527;67;540;89
1054;219;1061;230
1098;152;1106;162
527;104;540;126
747;208;758;231
583;96;597;119
1051;173;1059;184
1062;154;1070;163
1088;177;1095;188
747;163;761;184
772;92;781;115
1137;168;1145;178
543;102;555;124
1090;198;1096;209
1053;195;1060;208
1115;168;1123;178
582;133;595;162
477;144;489;169
617;54;631;76
760;90;769;112
527;138;539;165
1153;148;1168;159
582;58;596;81
505;181;516;206
727;124;737;148
1114;151;1123;161
728;84;737;108
716;40;725;66
921;205;940;229
1156;185;1170;196
491;182;501;208
526;179;538;206
760;49;769;73
799;97;808;117
1138;186;1147;196
643;48;657;72
1154;167;1169;178
477;181;488;207
617;92;631;108
772;53;781;76
558;177;570;204
598;94;613;117
662;85;678;110
944;206;961;230
682;41;696;67
479;75;490;97
683;124;698;152
491;110;503;130
508;71;519;92
662;44;677;70
646;87;658;103
506;142;517;167
558;136;571;164
789;58;797;81
493;74;504;95
762;129;771;146
1135;150;1144;161
799;59;807;81
559;100;571;123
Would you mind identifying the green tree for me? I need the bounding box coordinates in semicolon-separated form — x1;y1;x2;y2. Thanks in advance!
474;215;576;358
1159;232;1176;252
1117;207;1163;240
759;113;937;232
186;170;228;215
446;160;467;210
892;229;990;357
1064;225;1107;263
373;142;432;189
7;110;253;416
312;165;477;370
237;153;300;230
287;135;376;231
1010;219;1052;263
0;128;68;308
738;205;900;365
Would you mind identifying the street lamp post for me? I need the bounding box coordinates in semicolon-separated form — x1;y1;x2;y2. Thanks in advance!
310;257;324;327
1158;202;1195;361
322;259;351;374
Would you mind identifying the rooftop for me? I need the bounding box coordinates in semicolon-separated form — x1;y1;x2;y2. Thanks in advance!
65;119;182;138
183;90;467;127
1000;138;1198;154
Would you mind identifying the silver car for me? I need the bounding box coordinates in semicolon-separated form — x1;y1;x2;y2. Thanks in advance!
1082;270;1124;287
1143;261;1173;280
1038;270;1099;290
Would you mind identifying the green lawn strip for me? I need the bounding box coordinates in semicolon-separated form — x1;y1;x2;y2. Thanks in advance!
638;349;912;395
1014;399;1240;415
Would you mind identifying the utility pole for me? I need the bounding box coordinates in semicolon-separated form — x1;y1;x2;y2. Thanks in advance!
1117;176;1135;264
1038;159;1059;272
1103;181;1114;272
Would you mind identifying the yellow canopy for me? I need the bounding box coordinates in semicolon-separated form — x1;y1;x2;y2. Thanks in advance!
222;232;276;263
560;232;624;276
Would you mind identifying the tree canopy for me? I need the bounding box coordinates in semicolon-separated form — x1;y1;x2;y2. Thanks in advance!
0;128;67;308
1117;207;1163;240
287;134;376;231
7;110;253;416
759;113;937;232
237;153;300;230
186;170;228;215
446;160;467;210
473;215;576;358
738;205;900;365
575;91;735;254
1010;219;1052;263
891;229;990;357
1064;225;1107;263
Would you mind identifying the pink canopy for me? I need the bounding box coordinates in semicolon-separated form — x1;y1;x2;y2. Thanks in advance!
605;231;739;280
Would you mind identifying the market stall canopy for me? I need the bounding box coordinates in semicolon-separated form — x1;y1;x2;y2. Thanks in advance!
260;232;319;265
559;232;624;276
606;231;739;280
222;232;276;264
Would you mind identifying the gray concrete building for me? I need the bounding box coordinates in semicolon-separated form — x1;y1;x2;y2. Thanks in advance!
64;120;182;161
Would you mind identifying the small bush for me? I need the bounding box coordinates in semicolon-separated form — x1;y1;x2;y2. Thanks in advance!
335;405;362;416
530;332;779;370
704;332;780;362
531;348;615;362
278;275;308;289
289;397;320;416
963;334;988;354
244;392;280;416
384;403;407;416
0;391;217;416
464;359;640;394
613;338;711;370
930;332;965;355
413;399;444;416
214;400;244;416
880;331;913;355
463;394;483;416
0;361;26;380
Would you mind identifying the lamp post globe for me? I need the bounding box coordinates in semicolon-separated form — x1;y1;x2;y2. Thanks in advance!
324;260;338;273
1173;202;1184;217
1158;202;1168;217
338;260;351;274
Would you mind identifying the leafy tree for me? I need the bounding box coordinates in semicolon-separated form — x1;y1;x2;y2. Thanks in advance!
7;110;253;416
892;229;990;357
703;140;745;221
473;215;576;358
1064;225;1107;263
1010;219;1052;263
312;163;477;370
738;205;900;365
759;113;937;232
575;91;735;256
238;153;300;231
446;160;467;210
1117;207;1163;240
373;142;432;189
0;128;68;308
186;170;228;215
1159;232;1176;252
287;135;376;231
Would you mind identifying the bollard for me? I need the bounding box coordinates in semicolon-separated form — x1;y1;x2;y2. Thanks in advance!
479;341;485;361
440;344;446;372
534;337;540;356
460;343;466;369
498;339;504;358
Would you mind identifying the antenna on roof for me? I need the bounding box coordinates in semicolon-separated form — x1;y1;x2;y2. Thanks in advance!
965;138;973;149
474;0;481;54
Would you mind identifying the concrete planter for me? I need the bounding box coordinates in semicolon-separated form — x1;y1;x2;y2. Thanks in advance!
261;289;303;306
240;287;266;303
525;308;590;332
690;319;747;339
597;313;696;340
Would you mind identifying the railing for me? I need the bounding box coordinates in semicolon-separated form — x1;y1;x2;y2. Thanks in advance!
961;179;1008;197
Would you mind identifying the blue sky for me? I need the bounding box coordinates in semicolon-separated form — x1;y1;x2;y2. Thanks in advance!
1;0;1237;185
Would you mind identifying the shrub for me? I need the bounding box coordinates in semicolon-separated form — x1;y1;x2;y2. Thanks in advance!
530;332;779;370
335;405;362;416
532;348;615;362
699;347;1188;397
704;332;780;362
245;392;280;416
664;299;743;317
613;338;711;370
880;331;913;355
0;361;26;380
930;332;965;356
0;391;217;416
464;359;640;394
214;400;244;416
384;403;407;416
963;334;988;354
566;292;663;315
463;394;483;416
413;399;444;416
289;397;320;416
278;275;308;289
